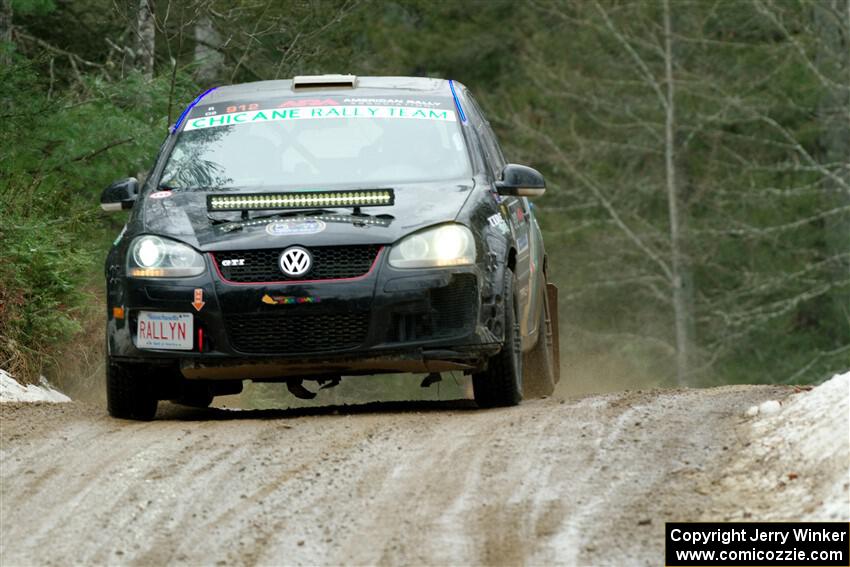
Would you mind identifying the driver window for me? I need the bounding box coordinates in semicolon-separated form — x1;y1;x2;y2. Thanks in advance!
466;93;505;179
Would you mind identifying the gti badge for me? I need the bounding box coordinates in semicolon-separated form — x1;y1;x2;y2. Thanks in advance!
221;258;245;266
279;246;312;277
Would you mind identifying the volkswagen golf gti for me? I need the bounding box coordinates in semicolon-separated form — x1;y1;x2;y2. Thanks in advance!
101;75;559;420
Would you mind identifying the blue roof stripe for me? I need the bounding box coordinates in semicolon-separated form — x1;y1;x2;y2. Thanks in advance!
448;80;467;123
171;87;218;134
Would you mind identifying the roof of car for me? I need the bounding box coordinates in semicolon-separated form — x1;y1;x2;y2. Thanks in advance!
204;76;454;103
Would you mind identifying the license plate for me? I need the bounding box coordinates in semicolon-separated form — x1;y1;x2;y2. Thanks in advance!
136;311;193;350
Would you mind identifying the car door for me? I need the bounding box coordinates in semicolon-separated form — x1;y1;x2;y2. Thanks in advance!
464;95;535;340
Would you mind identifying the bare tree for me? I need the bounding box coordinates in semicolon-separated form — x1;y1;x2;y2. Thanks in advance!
545;0;697;385
134;0;155;78
815;0;850;330
194;13;222;85
514;0;849;384
0;0;11;67
662;0;695;385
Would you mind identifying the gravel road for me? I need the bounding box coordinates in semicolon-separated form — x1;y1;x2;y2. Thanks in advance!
0;384;799;566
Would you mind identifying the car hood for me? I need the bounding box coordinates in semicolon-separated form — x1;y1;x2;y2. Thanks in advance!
142;180;476;251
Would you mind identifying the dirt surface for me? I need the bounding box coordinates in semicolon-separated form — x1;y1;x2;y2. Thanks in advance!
1;384;824;566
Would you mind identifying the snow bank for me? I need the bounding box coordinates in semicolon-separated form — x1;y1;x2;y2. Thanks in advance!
744;371;850;520
0;369;71;403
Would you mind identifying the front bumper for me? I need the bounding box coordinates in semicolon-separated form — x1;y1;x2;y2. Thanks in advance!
107;252;502;380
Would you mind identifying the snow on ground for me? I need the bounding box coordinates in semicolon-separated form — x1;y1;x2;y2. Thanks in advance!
0;369;71;403
736;371;850;520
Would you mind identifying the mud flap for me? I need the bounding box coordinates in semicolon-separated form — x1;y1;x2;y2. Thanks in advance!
546;282;561;383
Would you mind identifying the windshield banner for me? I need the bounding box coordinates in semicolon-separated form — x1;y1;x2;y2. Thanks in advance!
184;105;457;132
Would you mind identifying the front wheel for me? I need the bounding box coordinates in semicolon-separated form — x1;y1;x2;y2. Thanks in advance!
473;268;522;408
107;361;158;421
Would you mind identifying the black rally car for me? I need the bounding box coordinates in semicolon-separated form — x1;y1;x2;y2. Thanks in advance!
101;75;560;420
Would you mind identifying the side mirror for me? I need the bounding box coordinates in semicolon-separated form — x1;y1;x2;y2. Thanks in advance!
100;178;139;212
495;164;546;198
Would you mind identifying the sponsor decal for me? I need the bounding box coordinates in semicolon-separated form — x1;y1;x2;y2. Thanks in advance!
278;98;338;108
265;219;326;236
343;97;443;107
516;233;529;252
187;97;447;124
487;213;509;234
500;204;515;236
261;294;321;305
150;190;173;199
185;105;457;131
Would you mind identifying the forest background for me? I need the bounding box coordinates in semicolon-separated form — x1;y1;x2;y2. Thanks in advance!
1;0;847;398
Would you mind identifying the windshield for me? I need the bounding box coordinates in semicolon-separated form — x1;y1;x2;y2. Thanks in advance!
161;103;471;190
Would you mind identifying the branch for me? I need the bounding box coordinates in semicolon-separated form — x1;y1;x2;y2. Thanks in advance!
512;116;674;282
13;29;104;69
752;0;849;93
61;137;136;168
698;205;850;237
781;344;850;384
592;0;668;110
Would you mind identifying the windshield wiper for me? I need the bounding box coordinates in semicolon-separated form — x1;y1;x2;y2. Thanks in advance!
209;208;337;232
251;208;347;221
208;208;334;225
159;184;234;192
211;208;394;232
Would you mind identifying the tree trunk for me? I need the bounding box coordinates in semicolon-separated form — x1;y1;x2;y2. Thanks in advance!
816;0;850;333
194;14;223;85
0;0;12;68
662;0;693;386
134;0;155;79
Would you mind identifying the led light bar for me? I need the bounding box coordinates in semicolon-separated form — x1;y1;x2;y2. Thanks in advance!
208;189;395;211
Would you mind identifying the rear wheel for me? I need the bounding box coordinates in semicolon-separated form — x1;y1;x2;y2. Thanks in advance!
523;284;556;398
473;268;522;408
106;361;158;421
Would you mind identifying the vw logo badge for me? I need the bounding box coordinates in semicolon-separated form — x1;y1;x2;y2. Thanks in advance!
279;246;312;277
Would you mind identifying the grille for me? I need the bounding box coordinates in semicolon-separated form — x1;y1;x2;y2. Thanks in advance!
431;274;478;331
224;311;369;354
389;274;478;342
213;245;381;283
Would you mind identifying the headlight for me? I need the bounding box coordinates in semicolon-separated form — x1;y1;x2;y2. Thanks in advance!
388;224;476;268
127;236;205;277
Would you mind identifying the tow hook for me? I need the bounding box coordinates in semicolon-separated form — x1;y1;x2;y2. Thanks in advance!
318;377;341;390
286;379;317;400
420;372;442;388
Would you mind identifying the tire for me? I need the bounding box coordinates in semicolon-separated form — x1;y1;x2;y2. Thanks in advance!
523;283;556;398
107;361;158;421
473;268;522;408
